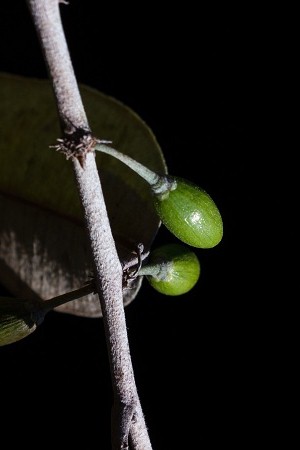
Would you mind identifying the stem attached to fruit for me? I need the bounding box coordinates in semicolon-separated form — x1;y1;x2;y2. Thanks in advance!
138;262;172;281
95;143;177;196
41;282;96;313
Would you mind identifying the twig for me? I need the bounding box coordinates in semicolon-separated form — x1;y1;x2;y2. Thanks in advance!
26;1;152;449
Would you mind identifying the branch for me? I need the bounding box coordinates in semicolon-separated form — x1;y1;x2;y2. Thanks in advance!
26;1;152;449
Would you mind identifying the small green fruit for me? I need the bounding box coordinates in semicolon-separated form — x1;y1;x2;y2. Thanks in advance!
0;298;46;346
153;177;223;248
144;243;200;295
0;283;95;346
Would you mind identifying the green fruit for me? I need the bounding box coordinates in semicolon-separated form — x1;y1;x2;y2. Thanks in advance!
145;243;200;296
0;298;45;346
0;284;94;346
153;177;223;248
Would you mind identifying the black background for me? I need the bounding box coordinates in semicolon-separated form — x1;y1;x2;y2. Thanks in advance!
0;2;264;449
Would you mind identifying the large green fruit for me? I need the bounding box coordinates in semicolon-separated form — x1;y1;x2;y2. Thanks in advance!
153;177;223;248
